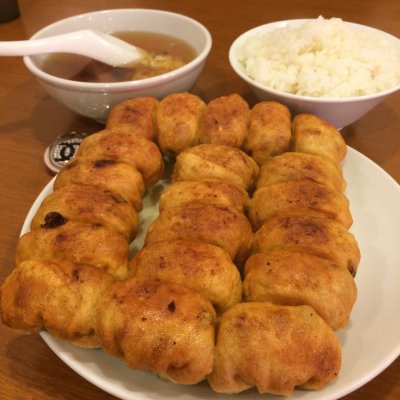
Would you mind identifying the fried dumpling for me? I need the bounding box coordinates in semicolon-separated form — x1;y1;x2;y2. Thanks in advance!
96;277;216;385
172;144;259;191
76;129;164;187
256;151;346;193
197;94;250;148
54;158;145;211
243;101;291;165
16;220;130;280
130;239;242;313
145;203;253;264
243;251;357;330
106;96;159;140
292;113;347;165
156;92;206;156
159;179;249;214
207;302;341;395
252;214;361;276
0;259;114;348
247;180;352;230
30;184;138;242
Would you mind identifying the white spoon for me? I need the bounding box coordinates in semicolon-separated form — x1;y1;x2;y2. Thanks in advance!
0;29;148;67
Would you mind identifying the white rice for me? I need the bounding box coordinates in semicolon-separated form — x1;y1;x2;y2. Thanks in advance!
236;16;400;98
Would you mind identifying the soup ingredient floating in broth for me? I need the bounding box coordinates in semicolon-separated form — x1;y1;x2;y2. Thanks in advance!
236;16;400;97
41;31;197;83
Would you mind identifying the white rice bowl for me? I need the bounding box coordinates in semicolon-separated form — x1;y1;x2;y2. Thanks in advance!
235;16;400;98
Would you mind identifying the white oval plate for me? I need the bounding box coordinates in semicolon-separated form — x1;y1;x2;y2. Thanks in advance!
21;147;400;400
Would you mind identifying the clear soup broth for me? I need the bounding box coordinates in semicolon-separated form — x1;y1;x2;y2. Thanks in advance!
41;31;197;83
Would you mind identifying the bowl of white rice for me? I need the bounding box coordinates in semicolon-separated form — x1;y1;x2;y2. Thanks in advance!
229;17;400;129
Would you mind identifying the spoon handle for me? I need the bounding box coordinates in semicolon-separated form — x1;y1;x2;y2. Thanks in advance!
0;30;146;67
0;31;87;56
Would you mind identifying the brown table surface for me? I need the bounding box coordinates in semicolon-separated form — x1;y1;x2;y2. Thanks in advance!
1;0;399;399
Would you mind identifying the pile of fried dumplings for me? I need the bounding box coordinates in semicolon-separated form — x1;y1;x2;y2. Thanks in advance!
0;93;361;396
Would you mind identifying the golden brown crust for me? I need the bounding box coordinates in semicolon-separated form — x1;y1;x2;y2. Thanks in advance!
292;113;347;165
0;259;114;348
243;251;357;330
207;302;341;395
2;96;359;395
256;151;346;193
96;277;216;385
197;94;250;148
30;184;138;242
156;92;206;156
244;101;292;164
159;179;249;214
145;203;253;264
252;214;361;276
247;180;352;230
16;220;130;280
76;129;164;187
172;144;259;191
106;96;159;140
130;239;242;313
54;157;145;211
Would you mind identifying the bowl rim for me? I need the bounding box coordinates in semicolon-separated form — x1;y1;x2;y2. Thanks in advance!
229;18;400;103
23;8;212;92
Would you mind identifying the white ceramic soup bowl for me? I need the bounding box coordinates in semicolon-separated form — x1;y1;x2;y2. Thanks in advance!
24;9;212;122
229;19;400;129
